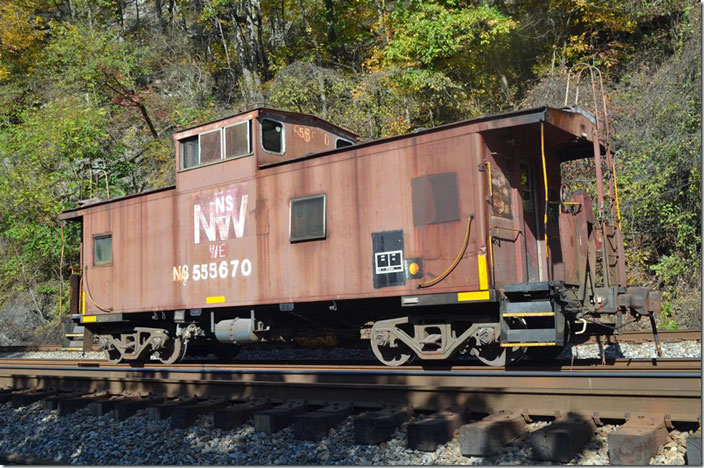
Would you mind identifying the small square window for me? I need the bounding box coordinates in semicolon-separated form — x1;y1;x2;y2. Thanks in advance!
290;195;326;242
94;234;112;266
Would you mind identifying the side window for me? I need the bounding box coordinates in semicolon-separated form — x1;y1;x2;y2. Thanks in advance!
225;121;251;159
336;138;354;149
520;164;535;215
199;129;221;164
290;194;326;242
180;136;199;169
261;119;284;154
491;162;513;219
178;120;252;170
93;234;113;266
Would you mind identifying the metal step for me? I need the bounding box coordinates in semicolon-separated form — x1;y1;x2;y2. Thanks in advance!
501;328;557;346
502;301;554;317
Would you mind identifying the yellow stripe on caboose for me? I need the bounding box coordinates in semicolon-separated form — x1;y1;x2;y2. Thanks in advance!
477;254;489;290
82;315;97;323
457;291;490;302
206;296;226;304
82;291;86;315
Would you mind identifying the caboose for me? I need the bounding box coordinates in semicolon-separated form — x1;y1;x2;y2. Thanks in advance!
61;106;661;365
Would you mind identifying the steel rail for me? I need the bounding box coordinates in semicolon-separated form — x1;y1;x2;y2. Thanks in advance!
0;359;699;424
0;345;64;353
0;357;700;371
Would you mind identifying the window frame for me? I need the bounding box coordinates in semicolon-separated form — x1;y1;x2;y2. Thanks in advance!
179;136;200;171
93;233;113;267
289;194;327;243
197;127;223;166
260;118;286;156
223;120;252;161
177;119;253;172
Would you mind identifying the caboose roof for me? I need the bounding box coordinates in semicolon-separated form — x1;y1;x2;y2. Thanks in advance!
172;106;358;139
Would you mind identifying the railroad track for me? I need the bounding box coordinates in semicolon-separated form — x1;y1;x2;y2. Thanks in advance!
0;356;700;464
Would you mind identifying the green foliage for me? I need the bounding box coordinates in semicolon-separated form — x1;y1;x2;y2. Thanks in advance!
44;22;147;96
382;1;515;68
0;97;114;295
366;0;517;123
650;255;689;288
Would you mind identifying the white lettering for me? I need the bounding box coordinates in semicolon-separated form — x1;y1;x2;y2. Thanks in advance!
172;259;251;283
193;189;248;244
194;204;216;244
241;259;252;276
215;215;231;240
232;195;248;238
215;196;226;214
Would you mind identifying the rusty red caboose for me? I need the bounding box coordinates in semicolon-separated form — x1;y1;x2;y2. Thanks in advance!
61;106;661;365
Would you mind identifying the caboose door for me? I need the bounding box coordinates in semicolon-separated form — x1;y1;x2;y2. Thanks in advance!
519;162;542;282
486;153;523;286
487;153;545;286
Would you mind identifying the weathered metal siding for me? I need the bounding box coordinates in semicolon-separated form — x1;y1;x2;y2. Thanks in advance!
75;107;598;316
82;130;483;313
82;188;177;314
251;127;483;303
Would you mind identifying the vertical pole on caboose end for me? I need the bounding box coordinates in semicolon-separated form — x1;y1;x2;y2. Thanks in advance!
539;122;549;277
591;125;610;287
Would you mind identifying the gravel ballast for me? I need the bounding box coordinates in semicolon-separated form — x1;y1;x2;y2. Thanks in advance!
0;402;698;465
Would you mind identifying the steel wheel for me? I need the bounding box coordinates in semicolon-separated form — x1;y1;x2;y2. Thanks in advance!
370;326;415;366
158;337;186;365
473;318;527;367
473;343;526;366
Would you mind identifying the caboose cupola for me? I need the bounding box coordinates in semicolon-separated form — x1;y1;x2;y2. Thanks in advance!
173;108;357;189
